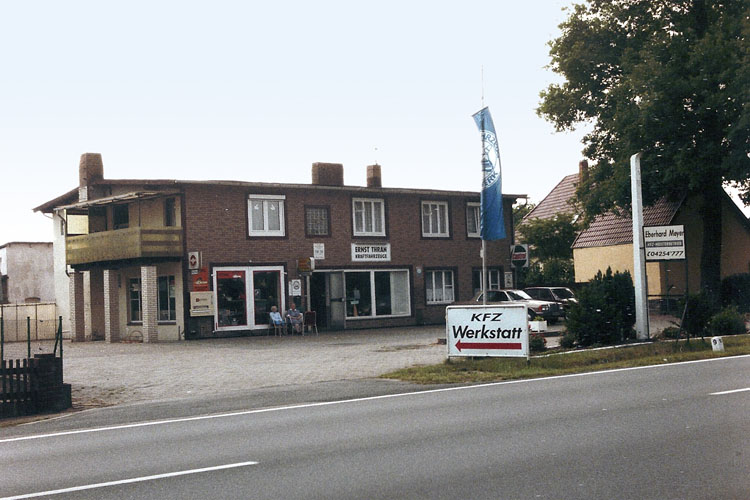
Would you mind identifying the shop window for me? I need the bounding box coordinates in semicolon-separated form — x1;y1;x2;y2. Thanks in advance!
352;198;385;237
216;270;248;327
345;269;409;318
426;270;454;304
248;195;285;237
467;202;480;238
421;201;449;237
305;206;330;236
113;204;129;230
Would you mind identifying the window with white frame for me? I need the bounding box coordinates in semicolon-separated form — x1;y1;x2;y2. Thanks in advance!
426;270;454;304
248;195;285;236
467;202;480;237
472;268;501;295
352;198;385;236
421;201;449;237
128;275;177;323
158;275;176;321
344;269;410;318
128;278;141;322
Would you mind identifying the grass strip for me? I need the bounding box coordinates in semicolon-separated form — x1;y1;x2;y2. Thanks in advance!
381;335;750;385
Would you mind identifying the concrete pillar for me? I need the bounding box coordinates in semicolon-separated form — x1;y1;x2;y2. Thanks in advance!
141;266;158;343
69;272;85;342
103;270;120;343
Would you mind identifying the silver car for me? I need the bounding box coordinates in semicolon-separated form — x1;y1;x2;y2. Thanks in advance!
470;289;563;322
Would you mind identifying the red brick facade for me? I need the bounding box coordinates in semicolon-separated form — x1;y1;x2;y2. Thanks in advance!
181;181;516;331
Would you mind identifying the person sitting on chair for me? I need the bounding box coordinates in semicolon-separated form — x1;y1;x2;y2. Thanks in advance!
269;306;284;326
287;302;303;334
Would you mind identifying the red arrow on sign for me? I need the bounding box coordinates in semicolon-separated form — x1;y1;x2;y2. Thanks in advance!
455;340;522;352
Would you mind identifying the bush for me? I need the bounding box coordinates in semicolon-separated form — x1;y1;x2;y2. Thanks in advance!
721;274;750;313
560;331;576;348
683;292;720;337
706;307;747;336
660;326;683;339
565;268;636;347
529;332;547;352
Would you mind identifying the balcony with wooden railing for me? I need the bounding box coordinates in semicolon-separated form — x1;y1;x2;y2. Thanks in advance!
66;227;183;266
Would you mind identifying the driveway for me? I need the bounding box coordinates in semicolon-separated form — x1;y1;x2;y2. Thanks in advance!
2;325;564;410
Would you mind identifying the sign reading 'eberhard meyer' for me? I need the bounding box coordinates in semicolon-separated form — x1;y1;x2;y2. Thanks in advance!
643;225;686;261
446;304;529;358
351;243;391;262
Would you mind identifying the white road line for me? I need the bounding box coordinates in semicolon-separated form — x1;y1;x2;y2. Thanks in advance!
2;353;749;444
710;387;750;395
0;461;258;500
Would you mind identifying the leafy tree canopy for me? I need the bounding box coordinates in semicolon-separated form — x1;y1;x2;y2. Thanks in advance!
539;0;750;295
512;202;536;228
518;213;580;260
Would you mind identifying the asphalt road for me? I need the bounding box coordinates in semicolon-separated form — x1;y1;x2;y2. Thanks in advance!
1;355;748;499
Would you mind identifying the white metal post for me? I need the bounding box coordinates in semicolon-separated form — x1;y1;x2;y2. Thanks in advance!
630;153;650;339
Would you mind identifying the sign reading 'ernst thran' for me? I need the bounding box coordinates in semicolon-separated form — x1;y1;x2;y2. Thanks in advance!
351;243;391;262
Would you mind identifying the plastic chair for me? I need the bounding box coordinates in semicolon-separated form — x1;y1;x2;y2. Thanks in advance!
268;312;285;336
303;311;319;336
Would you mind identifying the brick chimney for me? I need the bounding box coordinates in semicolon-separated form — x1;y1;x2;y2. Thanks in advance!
79;153;103;202
312;162;344;186
366;164;382;188
579;159;589;183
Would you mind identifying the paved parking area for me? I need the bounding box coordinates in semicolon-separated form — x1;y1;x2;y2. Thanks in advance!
2;325;564;410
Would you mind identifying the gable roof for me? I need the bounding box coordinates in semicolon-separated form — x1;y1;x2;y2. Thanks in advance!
522;173;579;222
572;198;682;249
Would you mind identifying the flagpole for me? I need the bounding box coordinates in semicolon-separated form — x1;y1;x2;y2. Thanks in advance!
481;68;487;306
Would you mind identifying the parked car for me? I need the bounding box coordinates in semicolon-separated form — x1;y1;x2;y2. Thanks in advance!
524;287;578;316
467;289;564;322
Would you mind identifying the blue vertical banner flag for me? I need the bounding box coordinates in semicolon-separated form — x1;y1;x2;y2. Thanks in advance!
472;107;506;240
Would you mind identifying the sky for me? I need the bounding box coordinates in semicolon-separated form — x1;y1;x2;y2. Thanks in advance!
2;0;596;243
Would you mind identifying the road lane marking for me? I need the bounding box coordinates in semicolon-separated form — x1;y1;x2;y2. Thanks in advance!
2;353;749;444
0;461;258;500
710;387;750;395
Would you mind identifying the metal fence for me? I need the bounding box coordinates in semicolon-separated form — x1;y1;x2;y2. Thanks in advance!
0;303;58;342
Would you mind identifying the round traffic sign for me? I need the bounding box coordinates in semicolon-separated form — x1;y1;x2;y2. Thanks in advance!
510;244;529;268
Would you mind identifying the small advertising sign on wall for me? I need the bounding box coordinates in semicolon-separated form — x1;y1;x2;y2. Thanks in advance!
190;291;214;317
192;267;210;292
314;243;325;260
289;279;302;296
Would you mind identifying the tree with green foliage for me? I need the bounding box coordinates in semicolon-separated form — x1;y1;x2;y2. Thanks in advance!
517;213;579;260
512;202;536;229
517;213;578;286
539;0;750;301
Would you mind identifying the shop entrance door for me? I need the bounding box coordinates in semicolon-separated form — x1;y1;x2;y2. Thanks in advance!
328;271;345;330
214;266;285;332
310;272;328;329
252;270;282;327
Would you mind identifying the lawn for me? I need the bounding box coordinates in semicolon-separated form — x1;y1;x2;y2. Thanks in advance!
381;335;750;384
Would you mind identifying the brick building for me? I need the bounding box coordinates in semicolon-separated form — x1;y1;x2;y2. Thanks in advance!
35;153;522;341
